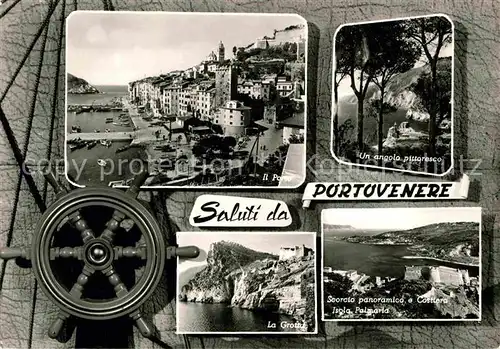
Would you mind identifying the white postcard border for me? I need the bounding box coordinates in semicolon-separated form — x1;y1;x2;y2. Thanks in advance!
64;11;309;190
320;207;482;322
175;231;318;334
329;13;456;177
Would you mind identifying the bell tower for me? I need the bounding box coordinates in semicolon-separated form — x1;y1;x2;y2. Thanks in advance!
218;41;225;63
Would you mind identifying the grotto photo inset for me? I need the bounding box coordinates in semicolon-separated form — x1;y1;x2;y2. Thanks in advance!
176;232;317;334
331;14;454;176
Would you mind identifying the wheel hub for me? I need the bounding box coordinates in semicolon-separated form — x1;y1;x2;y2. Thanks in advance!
85;240;112;267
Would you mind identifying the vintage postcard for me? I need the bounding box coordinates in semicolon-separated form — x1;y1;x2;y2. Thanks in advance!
321;207;481;321
176;232;317;334
65;12;307;188
331;14;454;176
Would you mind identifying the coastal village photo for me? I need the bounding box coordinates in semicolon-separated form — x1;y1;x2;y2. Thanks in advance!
176;232;317;334
65;12;307;187
322;207;481;321
331;15;453;175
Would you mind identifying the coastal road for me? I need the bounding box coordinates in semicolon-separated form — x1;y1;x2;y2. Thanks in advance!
68;131;134;141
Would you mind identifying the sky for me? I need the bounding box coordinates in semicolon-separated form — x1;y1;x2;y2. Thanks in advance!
177;232;315;274
322;207;481;231
67;12;306;85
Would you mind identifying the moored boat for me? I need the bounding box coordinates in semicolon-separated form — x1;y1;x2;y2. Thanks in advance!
116;144;131;153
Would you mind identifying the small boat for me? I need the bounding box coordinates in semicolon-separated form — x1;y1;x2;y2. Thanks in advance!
86;140;97;149
97;159;107;167
116;145;131;153
99;140;112;147
105;128;110;133
94;129;100;133
71;125;82;133
70;142;86;151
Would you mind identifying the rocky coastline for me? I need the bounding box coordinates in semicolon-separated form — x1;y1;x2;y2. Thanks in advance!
67;73;100;94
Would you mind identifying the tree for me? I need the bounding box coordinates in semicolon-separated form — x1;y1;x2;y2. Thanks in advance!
333;28;353;154
222;136;237;149
337;25;375;151
407;16;452;157
232;46;237;57
369;22;421;155
412;57;452;128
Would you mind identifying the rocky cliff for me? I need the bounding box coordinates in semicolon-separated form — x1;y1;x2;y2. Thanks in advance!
179;241;315;331
67;73;99;94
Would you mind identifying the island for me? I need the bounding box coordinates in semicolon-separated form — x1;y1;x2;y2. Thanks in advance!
67;73;100;94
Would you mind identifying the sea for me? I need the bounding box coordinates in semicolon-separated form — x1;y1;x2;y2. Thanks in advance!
66;85;145;185
177;302;300;333
338;101;428;146
323;233;479;279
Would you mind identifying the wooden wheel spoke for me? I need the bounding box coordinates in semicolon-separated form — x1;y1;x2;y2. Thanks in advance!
104;267;128;297
114;246;147;260
69;266;94;298
68;211;95;242
101;210;126;242
50;247;83;260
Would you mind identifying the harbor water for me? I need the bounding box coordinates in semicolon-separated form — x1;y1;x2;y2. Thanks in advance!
66;86;147;185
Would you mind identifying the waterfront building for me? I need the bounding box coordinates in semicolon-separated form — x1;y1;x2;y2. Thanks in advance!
276;76;294;98
207;62;218;73
163;84;180;116
213;100;251;136
194;83;215;121
179;83;196;116
215;63;238;108
176;115;191;128
237;79;272;101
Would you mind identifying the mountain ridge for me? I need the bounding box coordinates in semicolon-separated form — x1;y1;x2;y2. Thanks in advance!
341;221;479;265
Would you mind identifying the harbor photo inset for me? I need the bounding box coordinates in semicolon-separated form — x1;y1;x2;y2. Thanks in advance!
331;15;454;176
321;207;481;321
176;232;317;334
65;12;307;188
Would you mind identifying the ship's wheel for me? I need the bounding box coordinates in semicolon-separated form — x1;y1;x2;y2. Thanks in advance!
0;171;199;339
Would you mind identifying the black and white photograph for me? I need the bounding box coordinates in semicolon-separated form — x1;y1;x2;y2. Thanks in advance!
65;12;307;188
176;232;317;334
331;15;454;176
322;207;481;321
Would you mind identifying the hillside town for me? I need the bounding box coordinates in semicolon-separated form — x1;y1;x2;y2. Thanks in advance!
125;26;307;186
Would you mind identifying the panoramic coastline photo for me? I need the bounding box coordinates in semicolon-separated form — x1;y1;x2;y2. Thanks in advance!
331;15;454;176
65;12;307;188
176;232;317;334
321;207;481;321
